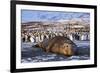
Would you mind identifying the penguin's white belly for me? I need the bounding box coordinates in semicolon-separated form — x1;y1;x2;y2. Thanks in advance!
30;37;34;42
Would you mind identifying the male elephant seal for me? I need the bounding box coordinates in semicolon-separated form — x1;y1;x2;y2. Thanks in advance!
35;36;77;56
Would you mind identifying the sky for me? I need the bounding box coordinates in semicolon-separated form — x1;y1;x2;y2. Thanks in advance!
21;10;90;23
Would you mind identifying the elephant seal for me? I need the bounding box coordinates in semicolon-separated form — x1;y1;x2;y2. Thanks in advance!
35;36;77;56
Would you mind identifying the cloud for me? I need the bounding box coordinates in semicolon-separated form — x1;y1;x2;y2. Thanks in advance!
21;10;90;23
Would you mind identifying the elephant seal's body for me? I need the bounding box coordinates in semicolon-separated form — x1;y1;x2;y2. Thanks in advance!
35;36;77;56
